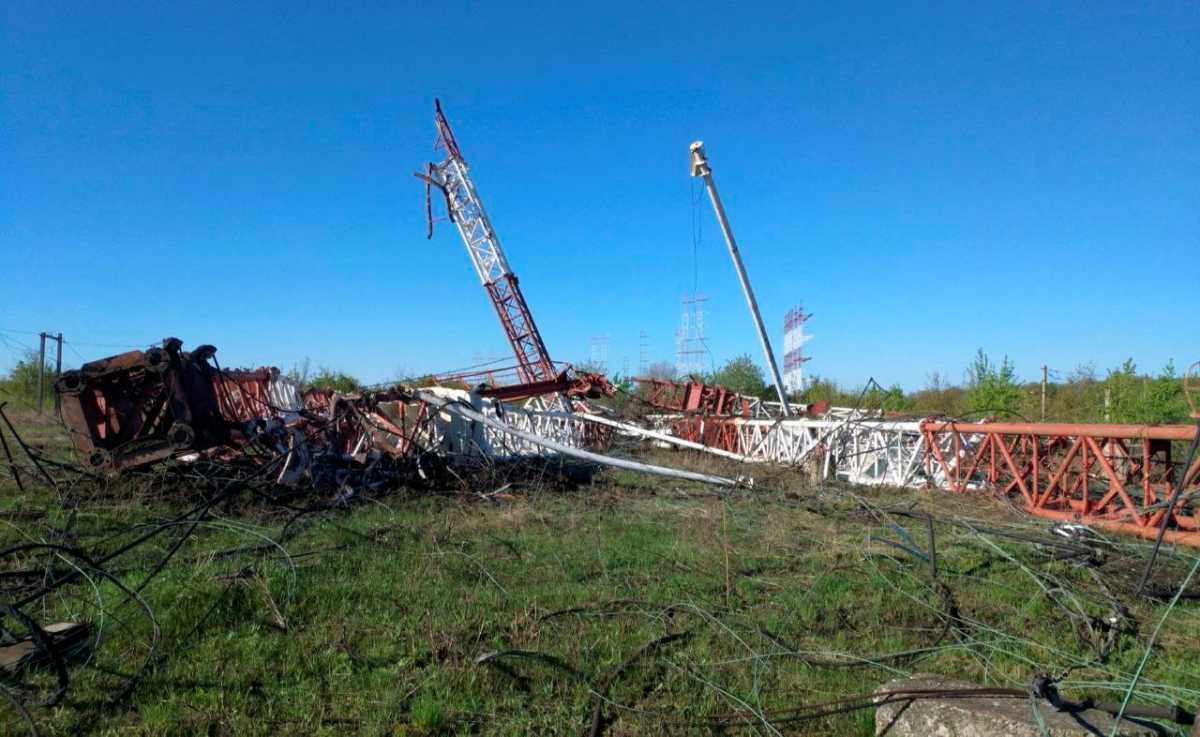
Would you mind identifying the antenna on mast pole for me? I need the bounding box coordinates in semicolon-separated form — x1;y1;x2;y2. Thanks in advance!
688;141;791;416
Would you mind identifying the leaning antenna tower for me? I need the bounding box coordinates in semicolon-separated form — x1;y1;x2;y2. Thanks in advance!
416;99;556;386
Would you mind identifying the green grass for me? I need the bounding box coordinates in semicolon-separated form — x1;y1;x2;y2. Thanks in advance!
1;420;1199;735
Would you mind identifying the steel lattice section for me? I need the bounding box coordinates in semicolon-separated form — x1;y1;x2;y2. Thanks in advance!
423;100;556;385
653;412;1200;546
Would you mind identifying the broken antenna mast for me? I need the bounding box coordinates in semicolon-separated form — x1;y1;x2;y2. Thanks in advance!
417;99;557;387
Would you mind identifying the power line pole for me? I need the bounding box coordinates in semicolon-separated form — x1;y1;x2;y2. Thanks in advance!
53;333;63;413
36;332;46;414
1040;365;1048;421
688;141;791;416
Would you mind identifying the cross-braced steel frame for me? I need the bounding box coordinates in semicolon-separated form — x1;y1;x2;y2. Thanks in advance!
422;100;556;385
654;413;1200;546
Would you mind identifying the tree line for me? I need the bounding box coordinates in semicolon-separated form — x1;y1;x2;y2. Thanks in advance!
0;352;366;411
636;350;1195;425
5;348;1194;425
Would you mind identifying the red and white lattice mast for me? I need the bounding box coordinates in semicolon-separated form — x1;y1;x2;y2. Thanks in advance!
418;100;556;386
783;306;812;395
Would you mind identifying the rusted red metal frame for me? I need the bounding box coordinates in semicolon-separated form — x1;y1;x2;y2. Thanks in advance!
670;415;742;453
214;368;278;423
428;100;558;389
483;273;556;386
433;99;463;161
432;361;613;402
664;412;1200;546
56;340;232;473
921;421;1200;546
478;373;573;401
634;377;752;417
56;340;454;482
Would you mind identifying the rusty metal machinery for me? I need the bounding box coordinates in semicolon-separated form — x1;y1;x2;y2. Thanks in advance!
50;339;617;482
55;338;230;473
54;339;422;477
633;376;825;419
430;362;613;403
635;376;756;417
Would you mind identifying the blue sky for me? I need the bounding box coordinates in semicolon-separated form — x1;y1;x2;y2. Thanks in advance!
2;2;1196;389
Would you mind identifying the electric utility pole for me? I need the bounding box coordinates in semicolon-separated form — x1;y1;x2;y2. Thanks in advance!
36;333;46;413
34;332;63;413
53;333;63;412
1041;365;1048;421
688;141;791;416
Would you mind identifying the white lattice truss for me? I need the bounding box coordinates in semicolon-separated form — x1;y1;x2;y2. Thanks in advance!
405;390;594;460
407;390;980;491
645;411;980;488
438;156;511;287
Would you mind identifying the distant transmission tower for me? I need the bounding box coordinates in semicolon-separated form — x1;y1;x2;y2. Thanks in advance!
589;334;609;373
783;306;812;394
638;330;649;375
676;292;709;377
674;175;711;379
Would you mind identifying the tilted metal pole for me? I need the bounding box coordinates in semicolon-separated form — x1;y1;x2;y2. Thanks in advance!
689;141;791;416
1041;365;1047;421
54;333;63;413
36;332;46;413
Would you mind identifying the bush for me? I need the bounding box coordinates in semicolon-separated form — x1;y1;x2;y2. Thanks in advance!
965;349;1022;418
308;368;361;394
0;352;55;409
709;354;767;398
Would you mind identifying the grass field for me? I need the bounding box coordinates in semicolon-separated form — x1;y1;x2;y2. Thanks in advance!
2;413;1199;736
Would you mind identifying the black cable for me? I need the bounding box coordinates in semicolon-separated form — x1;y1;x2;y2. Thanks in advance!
1134;419;1200;597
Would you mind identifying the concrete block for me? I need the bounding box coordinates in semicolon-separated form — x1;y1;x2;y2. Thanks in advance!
875;675;1163;737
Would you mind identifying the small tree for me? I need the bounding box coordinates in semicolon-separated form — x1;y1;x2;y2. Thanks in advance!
1103;358;1141;423
710;354;768;398
642;361;677;381
803;375;838;405
1049;363;1102;422
285;357;312;386
1144;360;1188;424
0;352;54;407
965;349;1022;417
309;368;361;394
606;372;634;395
909;372;969;416
1099;359;1189;424
869;382;911;413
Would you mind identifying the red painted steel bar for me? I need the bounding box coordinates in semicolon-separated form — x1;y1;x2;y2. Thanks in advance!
922;421;1196;441
634;377;754;417
920;420;1200;547
656;411;1200;547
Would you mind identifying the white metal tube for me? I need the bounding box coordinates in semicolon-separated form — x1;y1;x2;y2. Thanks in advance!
417;391;743;487
689;142;791;417
576;413;759;463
